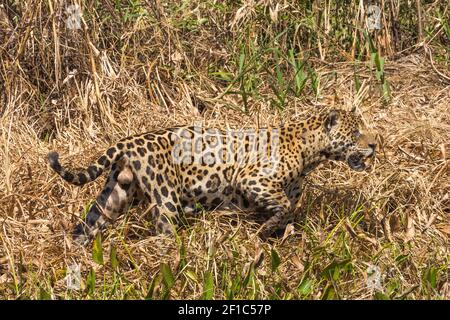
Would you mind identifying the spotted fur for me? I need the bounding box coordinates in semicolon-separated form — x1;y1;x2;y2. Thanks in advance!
48;109;376;244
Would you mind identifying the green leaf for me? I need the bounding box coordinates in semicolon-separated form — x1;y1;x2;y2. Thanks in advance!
374;291;390;300
242;263;254;288
270;248;281;272
210;71;233;82
229;274;242;299
197;18;208;25
321;258;351;281
374;53;382;72
202;271;214;300
270;282;283;300
86;268;95;296
110;245;118;270
92;233;104;265
288;48;297;68
298;278;313;296
370;52;377;70
185;269;198;283
354;73;362;92
273;49;285;87
161;263;175;289
426;267;438;289
238;48;246;74
365;30;376;54
145;274;162;300
82;200;95;220
179;243;187;270
289;49;307;96
321;284;335;300
39;287;51;300
386;279;399;294
382;80;391;103
394;254;409;265
379;56;385;72
308;67;320;96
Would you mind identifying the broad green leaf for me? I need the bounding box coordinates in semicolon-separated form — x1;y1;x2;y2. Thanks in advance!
185;269;198;283
370;52;377;69
210;71;233;82
308;67;320;96
271;248;281;272
92;233;104;265
321;284;335;300
242;263;254;288
365;30;376;53
354;73;362;92
321;259;351;281
386;279;399;294
288;48;297;68
145;274;162;300
86;268;95;296
382;80;391;103
179;243;187;269
82;200;95;220
426;267;438;289
374;291;390;300
229;275;242;299
395;254;409;264
161;263;175;289
298;278;313;296
39;287;51;300
202;271;214;300
374;53;382;72
110;245;118;270
289;49;307;96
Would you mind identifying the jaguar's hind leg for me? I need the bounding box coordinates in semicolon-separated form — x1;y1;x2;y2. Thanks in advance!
73;157;137;245
135;168;183;235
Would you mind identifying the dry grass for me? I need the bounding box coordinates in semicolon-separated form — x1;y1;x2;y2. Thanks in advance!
0;1;449;300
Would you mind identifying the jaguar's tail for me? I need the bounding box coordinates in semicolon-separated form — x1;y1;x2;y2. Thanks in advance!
47;146;124;186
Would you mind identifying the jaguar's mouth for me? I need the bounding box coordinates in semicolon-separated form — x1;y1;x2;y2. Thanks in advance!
347;153;367;171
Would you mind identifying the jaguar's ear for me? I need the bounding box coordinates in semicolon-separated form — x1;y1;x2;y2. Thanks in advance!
325;109;339;132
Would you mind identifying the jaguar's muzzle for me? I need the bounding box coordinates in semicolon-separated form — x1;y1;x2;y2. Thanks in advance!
347;145;376;171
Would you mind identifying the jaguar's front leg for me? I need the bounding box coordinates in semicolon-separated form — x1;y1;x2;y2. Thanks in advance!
241;178;293;239
258;196;292;238
285;177;304;209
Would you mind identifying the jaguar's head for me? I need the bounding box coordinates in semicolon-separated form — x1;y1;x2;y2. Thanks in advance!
323;108;376;171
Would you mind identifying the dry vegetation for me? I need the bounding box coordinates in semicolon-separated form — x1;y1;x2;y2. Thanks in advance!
0;0;449;300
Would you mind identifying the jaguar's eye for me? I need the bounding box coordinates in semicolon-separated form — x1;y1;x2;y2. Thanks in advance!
353;130;361;138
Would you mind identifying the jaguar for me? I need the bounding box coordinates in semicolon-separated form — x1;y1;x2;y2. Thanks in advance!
48;108;376;244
